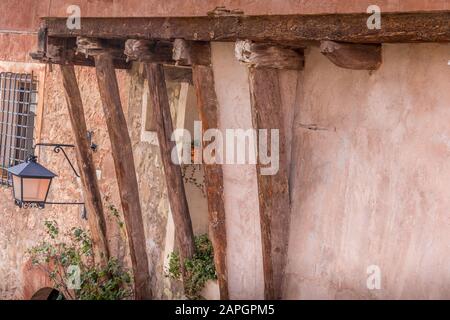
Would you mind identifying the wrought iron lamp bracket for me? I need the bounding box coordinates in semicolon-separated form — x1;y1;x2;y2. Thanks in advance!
34;143;80;177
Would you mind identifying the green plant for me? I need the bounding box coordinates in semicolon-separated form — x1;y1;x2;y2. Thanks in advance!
28;220;132;300
108;204;124;229
167;234;217;299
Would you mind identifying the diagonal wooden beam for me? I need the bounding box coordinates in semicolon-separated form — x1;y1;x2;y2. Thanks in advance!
59;64;110;268
93;51;152;300
144;62;196;264
125;38;197;292
189;43;229;299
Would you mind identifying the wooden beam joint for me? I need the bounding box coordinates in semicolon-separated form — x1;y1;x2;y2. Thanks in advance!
30;36;131;69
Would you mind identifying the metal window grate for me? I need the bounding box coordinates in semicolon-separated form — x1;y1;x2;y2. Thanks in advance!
0;72;37;186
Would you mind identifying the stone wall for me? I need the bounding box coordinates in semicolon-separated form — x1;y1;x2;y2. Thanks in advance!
0;61;178;299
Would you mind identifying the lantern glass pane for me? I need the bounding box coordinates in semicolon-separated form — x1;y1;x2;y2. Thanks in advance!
21;178;51;202
12;175;22;200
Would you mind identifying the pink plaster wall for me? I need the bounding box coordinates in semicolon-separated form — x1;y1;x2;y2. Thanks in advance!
284;43;450;299
211;42;265;300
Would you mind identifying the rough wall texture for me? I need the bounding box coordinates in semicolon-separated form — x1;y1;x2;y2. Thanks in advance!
0;61;178;299
0;64;126;298
284;43;450;299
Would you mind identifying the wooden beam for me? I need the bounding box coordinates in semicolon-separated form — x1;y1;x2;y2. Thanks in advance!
189;42;229;299
125;39;174;64
172;39;211;66
162;66;193;84
236;41;292;298
144;63;196;264
235;40;304;70
44;12;450;43
30;37;131;69
94;52;152;300
59;64;110;268
247;67;291;300
320;41;382;70
124;39;210;68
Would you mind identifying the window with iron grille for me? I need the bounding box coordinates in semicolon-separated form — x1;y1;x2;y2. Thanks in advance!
0;72;37;186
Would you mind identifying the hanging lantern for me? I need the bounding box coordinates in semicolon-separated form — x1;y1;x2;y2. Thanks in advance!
7;156;57;208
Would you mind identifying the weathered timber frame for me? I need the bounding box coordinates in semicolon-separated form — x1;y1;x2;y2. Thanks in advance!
31;11;449;300
72;38;153;300
124;39;196;268
125;39;229;299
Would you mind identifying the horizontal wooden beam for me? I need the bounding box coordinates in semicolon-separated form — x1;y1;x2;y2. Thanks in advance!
162;66;193;84
320;41;382;70
30;36;131;69
43;12;450;43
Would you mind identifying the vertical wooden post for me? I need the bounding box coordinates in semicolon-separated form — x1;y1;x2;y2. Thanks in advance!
192;63;229;299
59;65;110;268
248;67;291;300
236;40;301;299
144;62;195;263
94;52;152;300
173;39;230;299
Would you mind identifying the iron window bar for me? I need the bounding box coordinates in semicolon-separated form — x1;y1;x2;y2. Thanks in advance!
0;72;37;186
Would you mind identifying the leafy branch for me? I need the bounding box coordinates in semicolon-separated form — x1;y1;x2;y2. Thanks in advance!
167;234;217;299
28;219;132;300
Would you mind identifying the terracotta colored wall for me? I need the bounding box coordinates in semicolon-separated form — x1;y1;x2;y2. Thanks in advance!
284;43;450;299
1;0;448;32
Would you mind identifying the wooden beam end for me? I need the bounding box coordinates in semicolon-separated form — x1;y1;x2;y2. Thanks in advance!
320;40;382;70
235;40;304;70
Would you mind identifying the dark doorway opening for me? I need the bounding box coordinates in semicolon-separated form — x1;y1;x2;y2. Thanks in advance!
31;287;65;300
